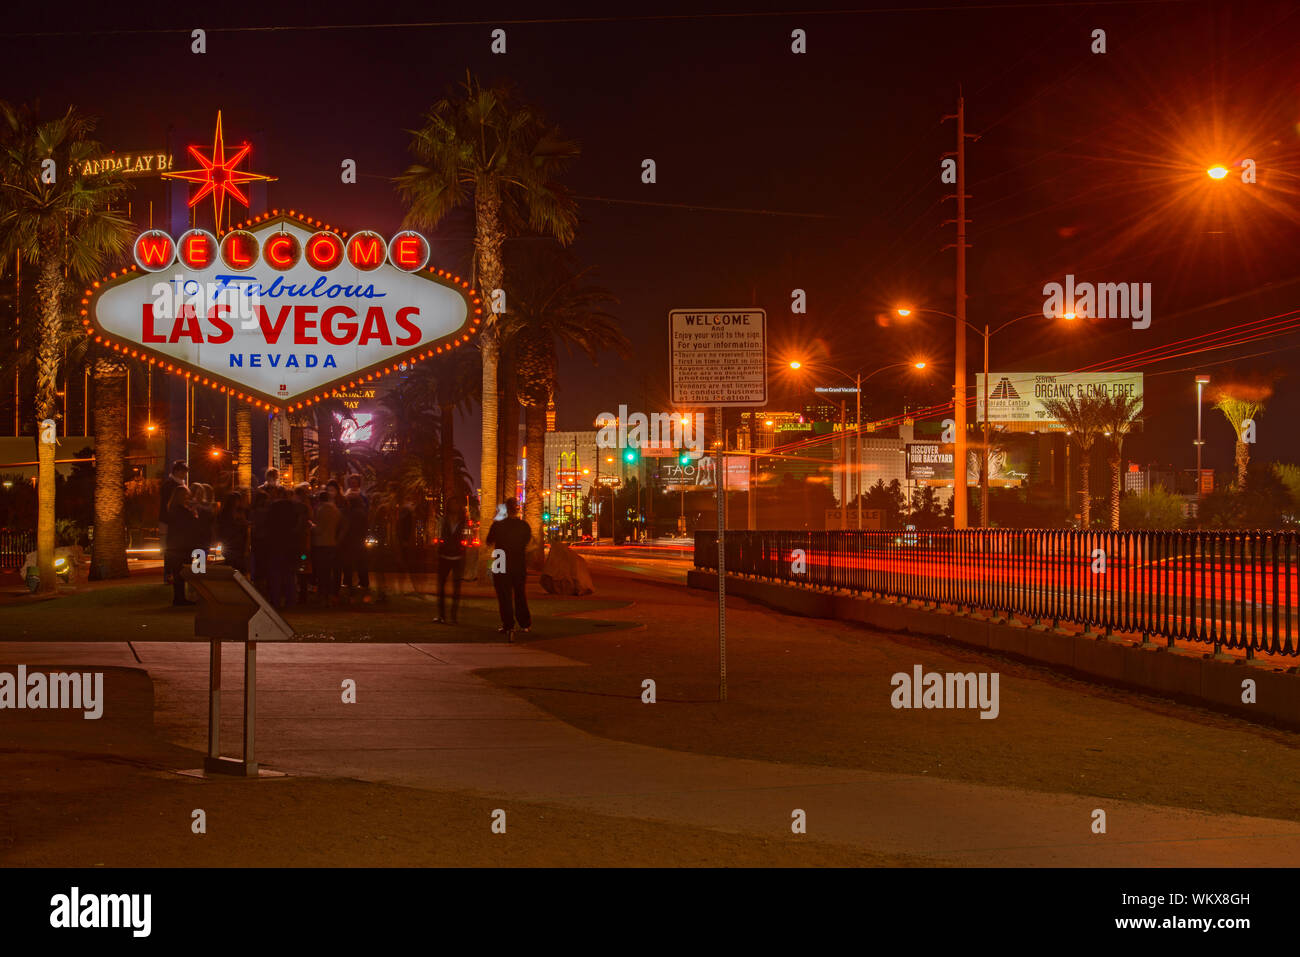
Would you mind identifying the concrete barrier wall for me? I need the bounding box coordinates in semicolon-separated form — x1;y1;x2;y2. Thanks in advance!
688;570;1300;729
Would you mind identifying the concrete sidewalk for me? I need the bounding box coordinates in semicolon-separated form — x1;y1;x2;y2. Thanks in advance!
6;637;1300;866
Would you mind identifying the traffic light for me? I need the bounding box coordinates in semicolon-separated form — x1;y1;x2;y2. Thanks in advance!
624;447;637;463
543;512;550;522
679;452;690;465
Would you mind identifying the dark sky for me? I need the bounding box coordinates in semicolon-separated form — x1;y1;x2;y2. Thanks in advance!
5;0;1300;483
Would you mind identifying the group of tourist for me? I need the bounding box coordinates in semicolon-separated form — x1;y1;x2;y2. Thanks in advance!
159;461;378;609
157;458;535;639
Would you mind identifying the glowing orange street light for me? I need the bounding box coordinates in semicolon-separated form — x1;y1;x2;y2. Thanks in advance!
1207;166;1229;180
896;307;912;317
145;422;157;433
913;361;927;370
788;360;802;370
209;448;221;459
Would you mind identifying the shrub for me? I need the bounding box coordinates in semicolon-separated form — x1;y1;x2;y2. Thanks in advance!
1119;487;1186;529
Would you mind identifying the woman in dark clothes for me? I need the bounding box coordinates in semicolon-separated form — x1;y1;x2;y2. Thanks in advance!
165;485;199;606
249;489;271;592
216;491;250;574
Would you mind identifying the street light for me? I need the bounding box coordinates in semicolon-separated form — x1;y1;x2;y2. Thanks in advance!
1195;374;1211;523
1207;166;1229;180
897;305;1071;528
789;357;929;530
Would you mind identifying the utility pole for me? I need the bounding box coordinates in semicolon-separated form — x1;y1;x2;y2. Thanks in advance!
981;323;990;527
839;399;847;530
943;92;974;530
855;372;862;530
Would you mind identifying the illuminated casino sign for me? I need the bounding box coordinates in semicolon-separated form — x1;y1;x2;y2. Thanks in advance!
80;210;482;413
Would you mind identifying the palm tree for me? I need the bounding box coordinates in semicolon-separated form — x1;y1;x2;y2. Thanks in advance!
89;353;129;578
235;405;253;489
395;72;580;543
0;102;132;593
1042;394;1106;528
500;245;627;565
1097;392;1144;530
1213;393;1264;489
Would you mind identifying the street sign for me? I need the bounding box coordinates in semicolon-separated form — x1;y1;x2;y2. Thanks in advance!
668;307;768;705
669;308;767;407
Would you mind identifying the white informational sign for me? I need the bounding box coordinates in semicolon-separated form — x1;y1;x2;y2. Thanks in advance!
88;218;475;410
976;372;1143;427
669;308;767;407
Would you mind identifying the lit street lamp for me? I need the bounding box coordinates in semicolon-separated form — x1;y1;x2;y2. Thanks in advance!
897;305;1072;528
789;357;928;530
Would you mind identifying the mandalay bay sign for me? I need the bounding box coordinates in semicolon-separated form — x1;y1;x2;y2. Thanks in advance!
82;212;482;413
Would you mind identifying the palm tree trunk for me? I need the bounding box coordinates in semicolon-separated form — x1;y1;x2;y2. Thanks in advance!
499;358;518;503
475;177;503;527
91;356;130;578
1079;454;1091;529
1109;453;1121;531
524;402;546;567
34;252;63;595
439;379;456;515
1235;439;1249;489
236;405;253;489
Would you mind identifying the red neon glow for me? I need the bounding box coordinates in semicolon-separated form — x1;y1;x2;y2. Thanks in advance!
220;230;258;270
305;231;344;270
133;231;175;271
264;233;300;271
161;111;277;235
346;232;386;271
388;230;429;272
177;229;216;270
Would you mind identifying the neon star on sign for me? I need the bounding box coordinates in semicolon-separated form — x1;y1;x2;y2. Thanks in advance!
162;111;276;235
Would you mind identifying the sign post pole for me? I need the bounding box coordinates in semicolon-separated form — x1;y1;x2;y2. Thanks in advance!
668;308;766;705
716;407;727;703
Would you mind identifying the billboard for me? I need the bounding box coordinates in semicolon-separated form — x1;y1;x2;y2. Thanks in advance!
905;442;954;480
83;213;481;412
976;372;1142;427
658;455;750;490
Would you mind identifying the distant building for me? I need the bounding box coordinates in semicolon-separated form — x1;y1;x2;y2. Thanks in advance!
544;430;600;525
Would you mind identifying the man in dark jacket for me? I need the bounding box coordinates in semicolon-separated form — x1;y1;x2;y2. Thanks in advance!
158;461;189;584
436;504;469;624
485;499;532;639
266;486;300;609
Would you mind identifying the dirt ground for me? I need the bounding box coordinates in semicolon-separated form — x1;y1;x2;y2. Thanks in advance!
0;751;937;867
479;569;1300;824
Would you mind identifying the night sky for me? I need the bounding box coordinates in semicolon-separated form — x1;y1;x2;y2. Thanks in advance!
5;0;1300;484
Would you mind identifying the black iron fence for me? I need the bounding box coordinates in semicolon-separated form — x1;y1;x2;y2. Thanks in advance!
1;530;35;573
695;529;1300;658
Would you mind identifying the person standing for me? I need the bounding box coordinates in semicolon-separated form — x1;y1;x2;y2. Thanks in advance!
258;467;280;497
340;477;371;601
158;461;189;584
311;488;343;604
485;499;532;640
266;486;299;609
249;489;271;592
291;483;314;605
216;491;249;574
435;504;469;624
164;485;199;606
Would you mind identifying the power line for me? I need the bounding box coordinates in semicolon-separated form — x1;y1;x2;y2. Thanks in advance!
572;195;838;219
4;2;1200;38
